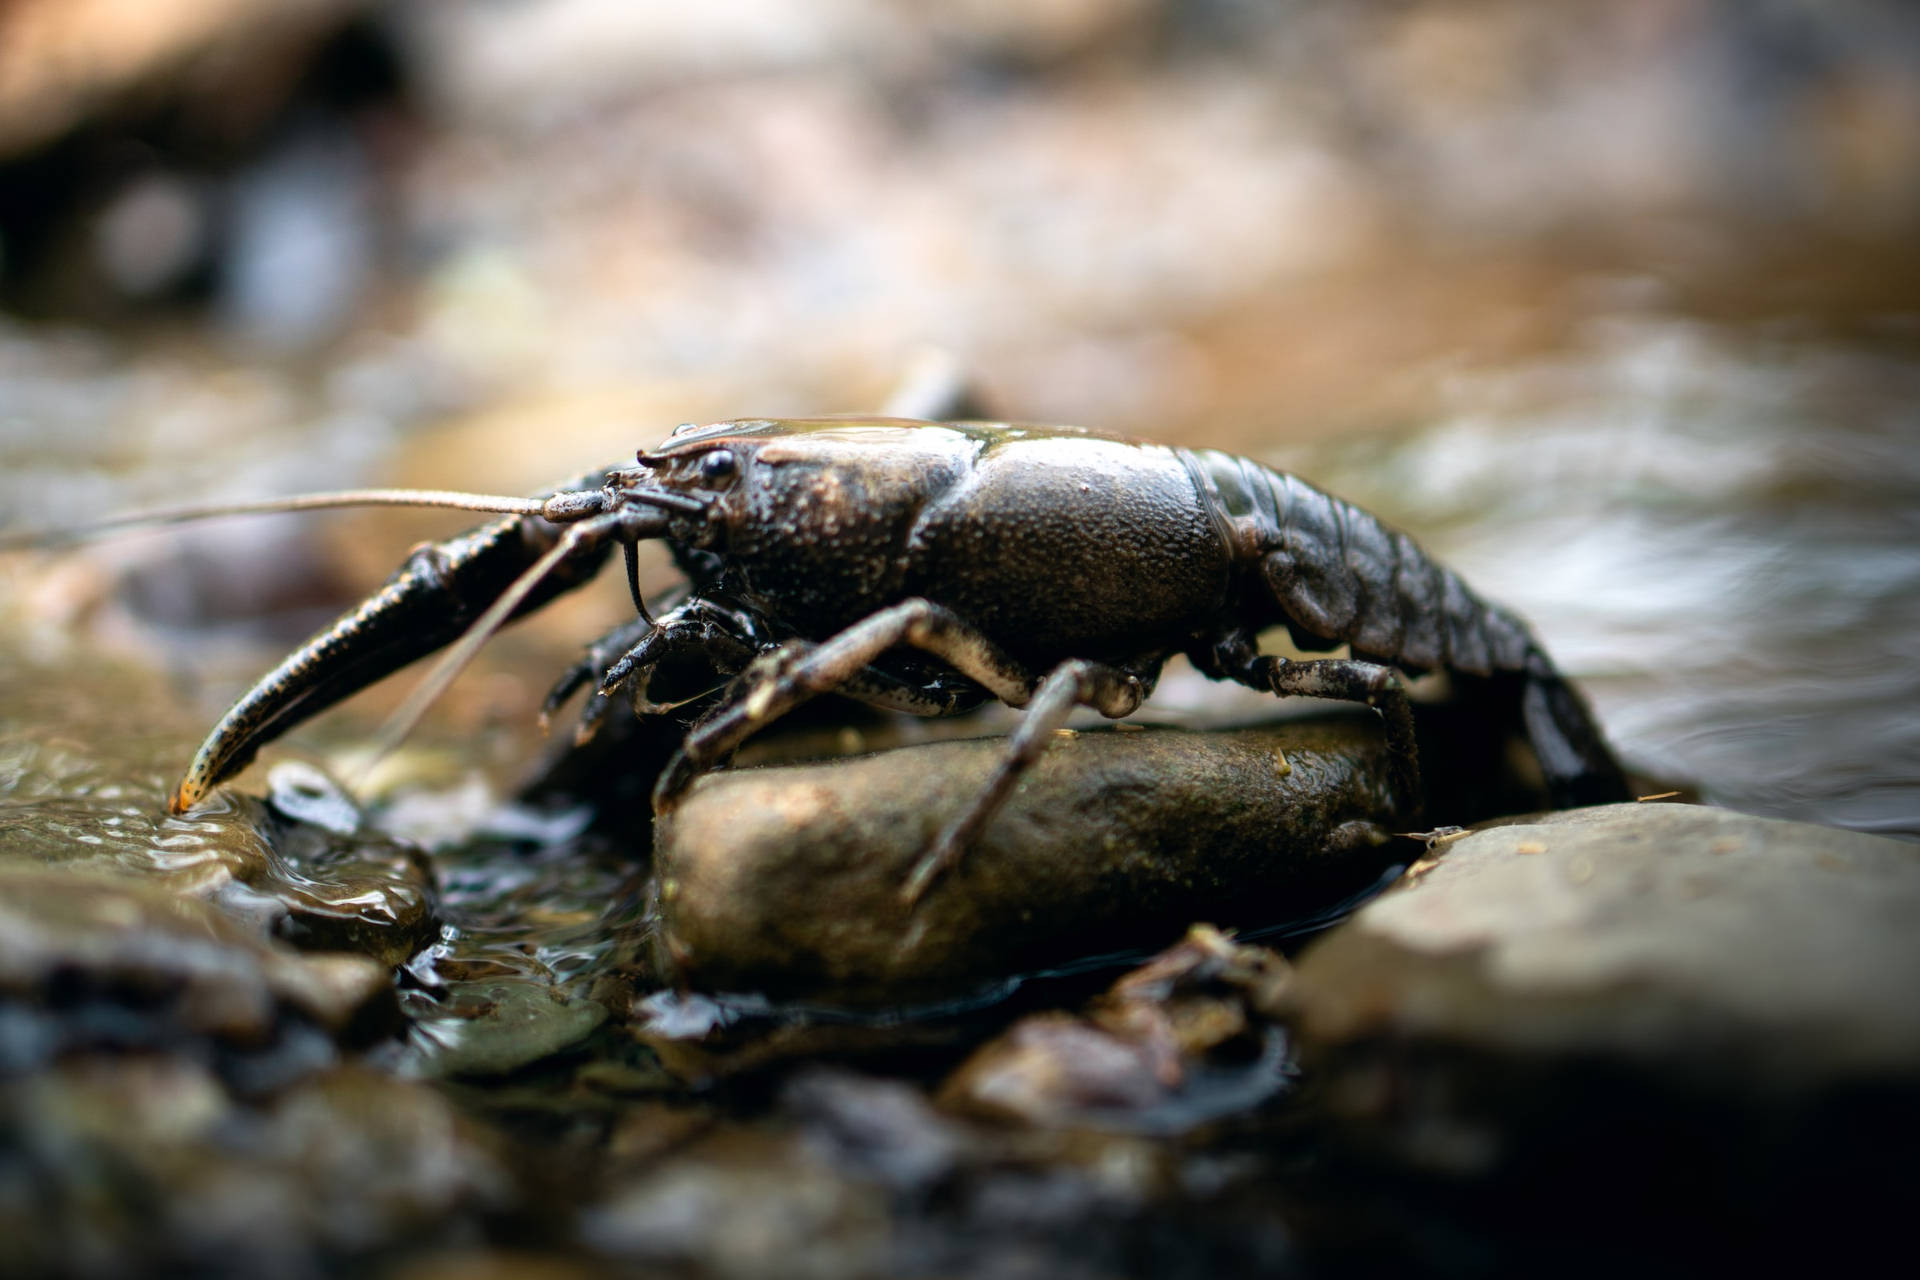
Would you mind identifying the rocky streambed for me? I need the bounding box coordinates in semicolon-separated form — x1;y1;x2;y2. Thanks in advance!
2;617;1915;1279
3;2;1918;1273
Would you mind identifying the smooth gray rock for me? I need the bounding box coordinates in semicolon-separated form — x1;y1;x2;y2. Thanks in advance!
1284;803;1920;1266
1291;804;1920;1082
653;718;1412;1006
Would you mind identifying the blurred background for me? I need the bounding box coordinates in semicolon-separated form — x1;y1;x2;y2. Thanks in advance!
1;0;1916;834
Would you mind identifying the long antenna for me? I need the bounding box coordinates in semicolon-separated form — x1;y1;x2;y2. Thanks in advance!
0;489;555;551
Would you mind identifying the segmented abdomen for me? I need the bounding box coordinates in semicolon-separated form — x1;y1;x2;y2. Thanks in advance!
1187;449;1541;678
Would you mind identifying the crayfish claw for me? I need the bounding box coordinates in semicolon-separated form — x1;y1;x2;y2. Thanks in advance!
597;649;642;695
165;782;197;816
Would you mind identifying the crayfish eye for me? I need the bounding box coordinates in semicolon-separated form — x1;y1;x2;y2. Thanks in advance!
698;450;737;484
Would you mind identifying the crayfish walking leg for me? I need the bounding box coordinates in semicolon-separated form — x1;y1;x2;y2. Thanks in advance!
650;598;1148;903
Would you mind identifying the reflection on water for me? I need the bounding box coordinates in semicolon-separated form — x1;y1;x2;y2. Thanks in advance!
1294;313;1920;837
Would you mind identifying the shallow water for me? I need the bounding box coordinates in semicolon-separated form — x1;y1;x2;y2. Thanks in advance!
1288;312;1920;838
0;638;435;956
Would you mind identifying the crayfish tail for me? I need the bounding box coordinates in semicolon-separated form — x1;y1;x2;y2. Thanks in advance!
1520;661;1632;806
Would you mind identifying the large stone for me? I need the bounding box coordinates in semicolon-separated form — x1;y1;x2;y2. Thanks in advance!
653;717;1412;1006
1285;803;1920;1266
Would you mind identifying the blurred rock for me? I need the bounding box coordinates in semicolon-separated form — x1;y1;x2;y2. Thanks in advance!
580;1127;890;1280
653;717;1412;1006
0;856;519;1275
0;866;396;1078
1285;803;1920;1266
382;1252;607;1280
0;1060;512;1277
942;925;1295;1132
91;171;210;298
784;1067;966;1195
0;0;405;334
219;123;378;353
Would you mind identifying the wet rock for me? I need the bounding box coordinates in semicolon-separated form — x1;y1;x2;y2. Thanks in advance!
1285;803;1920;1266
1292;804;1920;1082
630;988;974;1084
654;717;1411;1006
0;866;397;1083
941;925;1294;1132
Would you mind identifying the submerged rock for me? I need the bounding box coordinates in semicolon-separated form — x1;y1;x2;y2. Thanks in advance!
394;833;649;1080
406;979;609;1080
1284;803;1920;1267
652;717;1412;1006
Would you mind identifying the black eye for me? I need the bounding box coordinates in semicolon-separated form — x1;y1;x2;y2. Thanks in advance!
698;450;737;483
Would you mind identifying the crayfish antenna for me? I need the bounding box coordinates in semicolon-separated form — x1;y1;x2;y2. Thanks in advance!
0;488;570;551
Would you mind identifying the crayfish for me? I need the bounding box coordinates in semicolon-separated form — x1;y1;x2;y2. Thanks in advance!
89;416;1629;903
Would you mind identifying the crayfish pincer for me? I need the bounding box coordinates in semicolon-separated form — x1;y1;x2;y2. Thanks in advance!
164;418;1629;900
